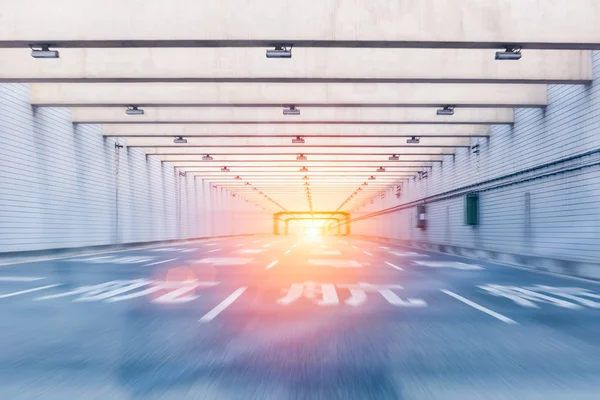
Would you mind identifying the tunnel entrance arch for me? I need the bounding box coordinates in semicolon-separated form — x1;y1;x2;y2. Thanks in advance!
273;212;350;236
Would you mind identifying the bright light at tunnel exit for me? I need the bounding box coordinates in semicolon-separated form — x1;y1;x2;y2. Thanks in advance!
302;220;323;237
303;227;321;237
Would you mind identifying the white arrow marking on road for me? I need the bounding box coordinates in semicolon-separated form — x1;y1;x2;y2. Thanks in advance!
308;260;363;268
199;287;247;322
0;276;45;282
414;261;483;270
195;258;253;265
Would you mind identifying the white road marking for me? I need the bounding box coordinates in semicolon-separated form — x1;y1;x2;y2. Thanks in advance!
284;249;291;255
352;245;358;249
343;241;348;244
414;261;483;270
205;243;218;247
235;244;244;247
0;276;45;282
441;289;517;324
308;259;363;268
180;248;196;253
292;244;297;248
199;287;247;322
363;251;373;256
237;249;263;254
252;240;260;243
310;250;341;255
320;245;328;249
143;258;178;267
385;262;404;271
389;251;429;257
265;260;279;269
207;249;221;253
0;284;61;299
380;246;389;249
263;244;271;248
195;257;252;265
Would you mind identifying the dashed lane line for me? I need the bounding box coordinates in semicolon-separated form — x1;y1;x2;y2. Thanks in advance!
284;250;291;255
0;284;61;299
265;260;279;269
363;251;373;256
207;249;221;253
199;287;247;323
440;289;517;324
385;262;404;271
143;258;179;267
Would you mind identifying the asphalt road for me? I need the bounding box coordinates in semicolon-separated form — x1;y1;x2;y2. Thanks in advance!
1;235;599;400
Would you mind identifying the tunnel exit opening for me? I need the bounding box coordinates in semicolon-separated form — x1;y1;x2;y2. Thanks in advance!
273;212;351;236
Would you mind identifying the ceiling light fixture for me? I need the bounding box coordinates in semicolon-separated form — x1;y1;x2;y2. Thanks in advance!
284;106;300;116
369;176;376;180
436;106;455;116
296;154;307;161
495;46;522;60
389;155;400;161
30;44;59;59
300;167;308;172
202;155;213;161
125;106;144;116
234;176;242;180
173;136;187;144
292;136;305;144
302;176;309;180
221;167;230;172
266;46;292;59
377;167;386;172
406;136;421;144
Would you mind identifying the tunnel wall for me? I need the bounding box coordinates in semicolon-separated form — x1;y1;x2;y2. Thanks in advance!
0;83;271;254
352;51;600;277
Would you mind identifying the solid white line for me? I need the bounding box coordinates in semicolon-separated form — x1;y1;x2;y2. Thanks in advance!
440;289;517;324
265;260;279;269
199;287;247;322
143;258;178;267
284;250;291;255
385;262;404;271
207;249;221;253
363;251;373;256
0;284;61;299
0;276;45;282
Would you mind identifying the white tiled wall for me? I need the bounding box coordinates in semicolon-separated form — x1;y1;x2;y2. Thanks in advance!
0;84;271;253
352;51;600;262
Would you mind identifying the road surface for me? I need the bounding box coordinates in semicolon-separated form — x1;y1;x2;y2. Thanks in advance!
1;235;599;399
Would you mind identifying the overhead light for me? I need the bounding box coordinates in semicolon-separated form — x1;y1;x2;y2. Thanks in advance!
173;136;187;144
304;182;310;186
300;167;308;172
436;106;455;116
245;181;251;185
234;176;242;180
362;182;368;186
407;136;420;144
221;167;230;172
202;155;213;161
296;154;307;161
369;176;376;180
30;45;59;59
389;155;400;161
284;106;300;116
377;167;386;172
126;106;144;116
266;46;292;59
495;47;522;60
302;175;309;180
292;136;305;144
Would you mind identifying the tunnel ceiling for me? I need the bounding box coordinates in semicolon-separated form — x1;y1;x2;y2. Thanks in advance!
1;0;596;213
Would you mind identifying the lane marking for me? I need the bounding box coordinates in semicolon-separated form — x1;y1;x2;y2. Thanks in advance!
252;240;260;243
0;276;45;282
207;249;221;253
265;260;279;269
352;245;358;249
389;251;429;257
363;251;373;256
143;258;178;267
263;244;271;248
414;261;483;270
385;262;404;271
380;246;389;249
235;244;244;247
199;287;247;322
292;244;297;248
195;258;252;265
284;249;291;255
310;250;341;255
180;248;196;253
308;259;362;268
205;243;218;247
440;289;517;324
0;284;61;299
237;249;263;254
